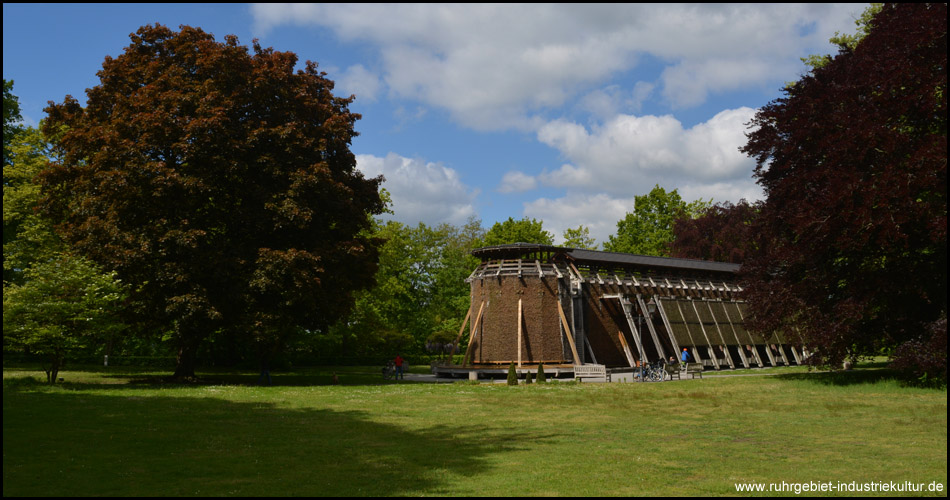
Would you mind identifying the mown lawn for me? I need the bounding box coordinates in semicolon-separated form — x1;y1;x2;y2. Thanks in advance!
2;363;946;496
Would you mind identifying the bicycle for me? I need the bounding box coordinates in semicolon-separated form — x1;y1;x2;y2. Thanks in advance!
638;362;666;382
382;361;396;380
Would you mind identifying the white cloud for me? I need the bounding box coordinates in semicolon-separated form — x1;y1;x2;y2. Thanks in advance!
337;64;382;102
535;107;758;196
515;107;763;242
356;153;478;226
520;181;763;248
251;3;867;130
522;193;636;246
497;171;537;194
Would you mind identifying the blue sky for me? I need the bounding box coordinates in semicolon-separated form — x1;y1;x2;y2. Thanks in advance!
3;3;870;245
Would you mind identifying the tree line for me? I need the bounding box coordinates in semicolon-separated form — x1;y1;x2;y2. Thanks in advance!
4;4;945;384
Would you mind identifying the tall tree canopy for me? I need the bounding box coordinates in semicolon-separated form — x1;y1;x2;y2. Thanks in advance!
740;4;947;375
39;24;385;378
604;185;709;256
671;200;760;263
3;79;23;168
482;217;553;246
324;218;483;361
562;225;598;250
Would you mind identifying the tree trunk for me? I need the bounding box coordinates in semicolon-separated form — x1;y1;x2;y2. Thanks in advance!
47;352;63;384
174;338;199;379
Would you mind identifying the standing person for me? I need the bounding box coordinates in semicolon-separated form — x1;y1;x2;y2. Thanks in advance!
680;348;691;370
258;357;271;386
394;354;405;380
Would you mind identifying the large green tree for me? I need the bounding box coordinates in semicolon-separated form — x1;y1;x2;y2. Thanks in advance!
3;79;24;165
39;24;385;378
4;79;26;283
604;185;709;256
325;217;484;362
562;225;597;250
800;4;883;71
482;217;553;246
741;3;946;376
4;127;62;284
4;254;127;383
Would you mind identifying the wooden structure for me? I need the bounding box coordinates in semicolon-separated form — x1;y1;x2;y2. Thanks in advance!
451;243;803;373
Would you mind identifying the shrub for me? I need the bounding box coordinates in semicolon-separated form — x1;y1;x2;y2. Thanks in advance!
891;317;947;387
507;362;518;386
537;363;546;383
525;370;533;384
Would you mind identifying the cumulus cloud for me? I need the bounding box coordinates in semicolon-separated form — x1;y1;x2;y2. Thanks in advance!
251;3;865;130
497;171;538;193
535;107;758;195
521;182;763;247
514;107;763;243
523;193;637;246
337;64;382;102
356;153;478;226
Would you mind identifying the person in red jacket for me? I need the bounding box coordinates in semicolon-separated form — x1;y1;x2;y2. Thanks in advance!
394;355;405;380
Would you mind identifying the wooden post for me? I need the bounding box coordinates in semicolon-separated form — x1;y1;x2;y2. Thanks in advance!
461;301;485;367
705;300;735;369
717;300;749;368
584;336;599;364
452;303;474;355
557;300;581;365
617;330;637;368
673;299;701;367
517;298;523;367
637;295;667;360
655;297;682;356
690;300;721;370
616;297;645;364
724;301;762;367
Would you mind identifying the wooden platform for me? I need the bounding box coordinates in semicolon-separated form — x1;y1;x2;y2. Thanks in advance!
432;364;576;379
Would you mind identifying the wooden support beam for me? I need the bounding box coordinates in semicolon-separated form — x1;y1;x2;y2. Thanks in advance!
789;344;803;365
584;336;598;365
718;300;750;368
569;262;583;281
517;298;523;367
705;300;735;369
618;330;637;368
732;301;775;367
637;295;667;361
461;301;486;367
452;303;474;354
674;299;702;368
654;297;682;357
690;300;721;370
726;301;763;366
617;297;645;365
557;300;581;365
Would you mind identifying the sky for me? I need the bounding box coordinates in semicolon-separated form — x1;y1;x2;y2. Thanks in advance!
3;3;871;245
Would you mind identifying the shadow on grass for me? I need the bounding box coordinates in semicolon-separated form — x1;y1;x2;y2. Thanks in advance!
774;366;902;386
3;379;555;496
1;365;435;388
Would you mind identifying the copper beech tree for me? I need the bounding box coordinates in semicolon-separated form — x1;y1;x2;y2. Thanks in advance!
670;200;760;264
40;25;384;378
740;4;946;375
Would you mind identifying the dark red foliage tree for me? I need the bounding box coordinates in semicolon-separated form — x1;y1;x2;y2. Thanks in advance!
670;200;761;263
40;25;384;378
740;4;946;373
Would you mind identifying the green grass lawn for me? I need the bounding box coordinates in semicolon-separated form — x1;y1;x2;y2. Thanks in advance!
3;363;946;496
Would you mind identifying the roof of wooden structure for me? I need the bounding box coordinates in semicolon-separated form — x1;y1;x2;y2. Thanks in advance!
471;243;740;276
